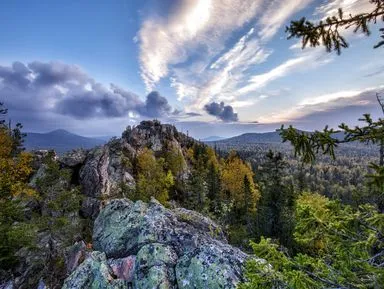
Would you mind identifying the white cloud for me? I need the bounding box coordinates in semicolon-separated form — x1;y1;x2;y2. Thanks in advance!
316;0;374;18
258;0;315;41
258;86;384;123
299;90;363;106
137;0;318;116
231;100;257;108
238;46;334;96
172;27;272;109
238;56;309;94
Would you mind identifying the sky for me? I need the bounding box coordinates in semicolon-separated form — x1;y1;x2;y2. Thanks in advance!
0;0;383;139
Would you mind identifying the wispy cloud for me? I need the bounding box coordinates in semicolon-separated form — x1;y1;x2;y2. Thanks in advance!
138;0;263;91
258;0;314;41
238;48;333;95
137;0;315;111
258;86;384;124
316;0;374;18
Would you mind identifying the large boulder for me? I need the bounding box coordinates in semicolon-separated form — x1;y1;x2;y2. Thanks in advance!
64;198;249;288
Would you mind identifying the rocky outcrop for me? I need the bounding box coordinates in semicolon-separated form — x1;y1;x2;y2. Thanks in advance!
78;139;136;218
123;120;182;152
59;149;88;168
63;198;249;289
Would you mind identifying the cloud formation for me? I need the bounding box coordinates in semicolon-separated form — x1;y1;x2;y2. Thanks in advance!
204;101;238;122
0;61;175;121
257;86;384;124
137;0;326;117
138;0;263;91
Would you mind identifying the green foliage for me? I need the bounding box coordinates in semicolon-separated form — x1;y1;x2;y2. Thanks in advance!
240;193;384;289
164;146;186;176
185;167;209;211
286;0;384;53
30;151;84;287
35;151;83;241
280;125;340;163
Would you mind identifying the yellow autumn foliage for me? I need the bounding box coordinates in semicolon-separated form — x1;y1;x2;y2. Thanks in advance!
221;151;260;213
0;128;35;197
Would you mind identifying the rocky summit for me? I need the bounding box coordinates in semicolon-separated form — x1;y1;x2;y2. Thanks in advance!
0;120;256;289
62;198;248;289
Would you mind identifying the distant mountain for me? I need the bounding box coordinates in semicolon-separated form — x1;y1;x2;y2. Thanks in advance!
211;131;283;144
201;136;226;142
24;129;106;154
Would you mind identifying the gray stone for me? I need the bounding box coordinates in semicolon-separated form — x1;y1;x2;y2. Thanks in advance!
59;149;88;167
79;143;135;198
107;256;136;281
133;244;177;289
37;279;49;289
65;241;87;274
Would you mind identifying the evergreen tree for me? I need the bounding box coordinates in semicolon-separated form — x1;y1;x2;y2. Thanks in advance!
240;193;384;289
256;151;296;248
33;151;83;286
206;156;222;212
286;0;384;54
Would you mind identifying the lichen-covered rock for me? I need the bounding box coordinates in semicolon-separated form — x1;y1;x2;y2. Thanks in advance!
133;244;177;289
62;252;126;289
29;164;48;188
87;198;248;289
176;245;246;289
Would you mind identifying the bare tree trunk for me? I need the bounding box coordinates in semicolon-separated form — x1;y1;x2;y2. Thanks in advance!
380;139;384;167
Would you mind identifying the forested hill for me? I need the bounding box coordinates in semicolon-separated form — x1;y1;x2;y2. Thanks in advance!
207;130;377;156
207;131;283;144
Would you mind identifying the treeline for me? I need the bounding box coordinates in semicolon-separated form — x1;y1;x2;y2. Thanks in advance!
213;141;378;206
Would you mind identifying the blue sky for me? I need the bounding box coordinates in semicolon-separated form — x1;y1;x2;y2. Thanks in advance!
0;0;383;138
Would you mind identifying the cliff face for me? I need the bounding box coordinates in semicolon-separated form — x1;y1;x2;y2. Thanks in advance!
62;198;248;289
51;120;190;220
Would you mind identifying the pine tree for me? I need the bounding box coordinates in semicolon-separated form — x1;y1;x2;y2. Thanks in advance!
240;193;384;289
286;0;384;54
256;151;296;248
